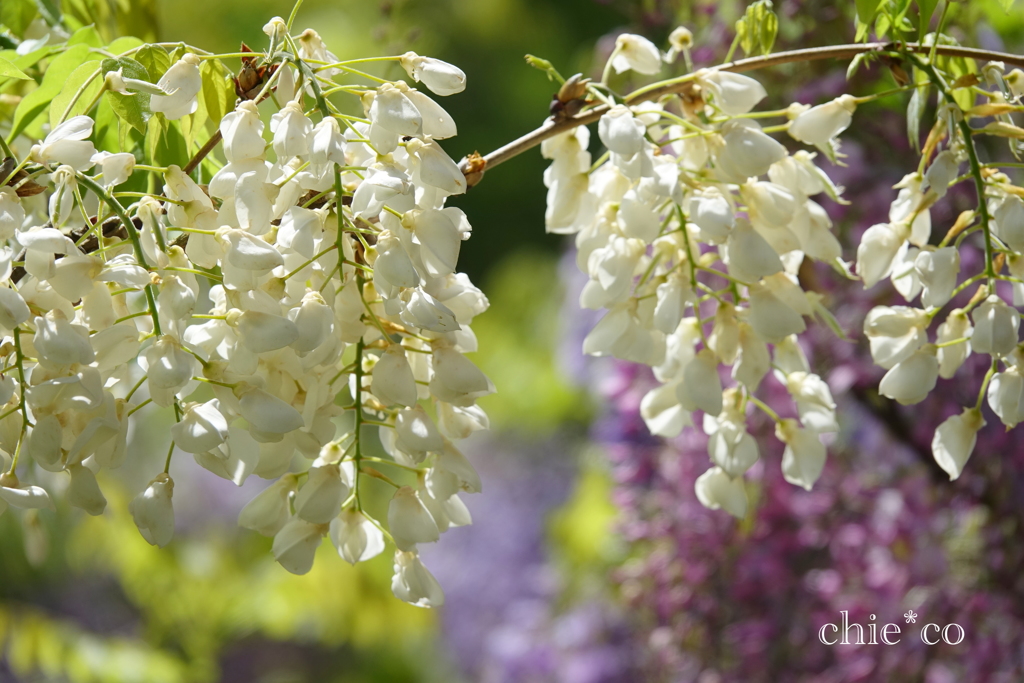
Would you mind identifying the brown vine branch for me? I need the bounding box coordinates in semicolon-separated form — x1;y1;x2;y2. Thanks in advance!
460;41;1024;182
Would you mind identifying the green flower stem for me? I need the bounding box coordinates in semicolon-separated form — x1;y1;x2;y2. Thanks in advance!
6;327;31;475
903;51;996;285
76;173;163;336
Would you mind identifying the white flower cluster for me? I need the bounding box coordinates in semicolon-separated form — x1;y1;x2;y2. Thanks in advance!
856;64;1024;482
0;20;488;608
544;33;859;517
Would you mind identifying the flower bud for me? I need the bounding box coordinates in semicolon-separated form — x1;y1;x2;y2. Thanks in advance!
0;474;53;511
785;371;838;433
971;295;1019;357
129;473;175;547
91;151;135;188
429;347;494;406
936;309;972;379
170;400;230;454
239;475;296;536
388;486;439;551
932;407;985;480
640;382;691;438
988;366;1024;428
733;323;770;390
235;310;300;353
688;188;734;243
669;26;693;51
221;101;267;163
863;305;929;368
272;517;326;575
34;314;95;367
142;337;195;407
776;419;826;491
697;70;767;116
787;94;856;148
271;100;312;159
694;466;747;518
150;53;202;120
676;349;723;416
0;287;30;331
914;247;960;308
372;345;419;408
392;550;445;607
704;400;758;477
237;386;305;434
723;219;783;283
400;52;467;95
992;194;1024;254
67;464;106;516
856;223;905;288
35;116;97;171
330;509;386;564
748;285;806;342
611;34;662;75
879;346;939;405
294;464;348;524
598;105;646;156
924;149;959;199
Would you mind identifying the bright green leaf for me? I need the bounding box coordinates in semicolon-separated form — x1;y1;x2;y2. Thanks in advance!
759;9;778;55
1000;0;1015;11
49;61;103;128
34;0;62;27
907;70;928;152
0;0;37;37
0;56;31;81
855;0;885;39
145;114;189;169
917;0;940;39
108;36;146;56
101;57;152;133
10;44;94;140
66;24;102;47
134;44;170;82
200;59;235;128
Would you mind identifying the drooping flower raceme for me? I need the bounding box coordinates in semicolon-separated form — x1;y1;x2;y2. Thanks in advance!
542;27;1024;514
543;35;850;515
0;19;488;609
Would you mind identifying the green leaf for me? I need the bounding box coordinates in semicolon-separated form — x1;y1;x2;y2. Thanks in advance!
907;69;928;152
145;114;189;168
0;56;31;81
66;24;102;47
49;61;103;128
10;43;94;140
875;12;892;40
0;0;37;37
108;36;145;55
917;0;940;39
101;57;152;133
855;0;884;39
134;44;170;83
1000;0;1015;11
34;0;62;27
759;9;778;55
200;59;235;128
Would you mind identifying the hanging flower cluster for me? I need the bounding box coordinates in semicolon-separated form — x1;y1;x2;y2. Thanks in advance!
539;20;1024;512
0;16;488;608
542;32;860;516
854;57;1024;481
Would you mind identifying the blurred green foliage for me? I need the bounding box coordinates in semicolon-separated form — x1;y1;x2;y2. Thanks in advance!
473;251;592;434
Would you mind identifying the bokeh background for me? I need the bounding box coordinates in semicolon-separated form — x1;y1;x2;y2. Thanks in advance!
3;0;1024;681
